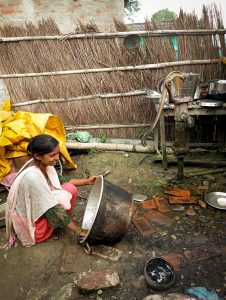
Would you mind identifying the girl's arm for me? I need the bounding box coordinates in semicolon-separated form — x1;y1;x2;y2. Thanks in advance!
69;176;97;186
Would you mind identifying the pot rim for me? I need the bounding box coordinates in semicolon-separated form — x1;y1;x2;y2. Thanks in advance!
80;175;104;244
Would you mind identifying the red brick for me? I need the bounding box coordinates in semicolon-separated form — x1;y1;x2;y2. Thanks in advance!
8;3;20;7
1;9;14;14
162;253;187;271
154;197;171;212
144;210;173;226
142;198;157;209
132;215;156;236
76;269;120;291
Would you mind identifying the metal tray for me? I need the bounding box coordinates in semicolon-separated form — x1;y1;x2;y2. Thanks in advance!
198;99;223;107
205;192;226;210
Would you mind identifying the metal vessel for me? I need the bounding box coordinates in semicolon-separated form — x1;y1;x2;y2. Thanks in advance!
80;175;133;245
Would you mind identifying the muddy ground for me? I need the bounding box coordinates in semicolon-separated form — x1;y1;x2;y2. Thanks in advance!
0;149;226;300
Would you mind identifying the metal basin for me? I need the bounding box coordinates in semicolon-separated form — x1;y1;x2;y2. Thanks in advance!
144;257;176;291
80;175;133;245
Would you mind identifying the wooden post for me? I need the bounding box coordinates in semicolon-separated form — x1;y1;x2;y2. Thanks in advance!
159;112;168;170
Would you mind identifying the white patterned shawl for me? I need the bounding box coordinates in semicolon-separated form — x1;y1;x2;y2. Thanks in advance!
5;165;71;247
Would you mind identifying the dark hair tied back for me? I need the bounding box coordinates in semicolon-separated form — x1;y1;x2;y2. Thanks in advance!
27;134;59;157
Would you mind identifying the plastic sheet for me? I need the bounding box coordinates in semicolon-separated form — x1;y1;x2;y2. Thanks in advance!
0;99;76;181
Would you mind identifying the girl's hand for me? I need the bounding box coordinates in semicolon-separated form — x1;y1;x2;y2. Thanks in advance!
86;176;97;185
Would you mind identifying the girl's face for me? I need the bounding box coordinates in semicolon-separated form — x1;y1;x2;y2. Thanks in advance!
34;145;60;167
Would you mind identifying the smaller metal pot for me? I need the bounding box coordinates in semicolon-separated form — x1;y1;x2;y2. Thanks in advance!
144;257;176;291
209;80;226;95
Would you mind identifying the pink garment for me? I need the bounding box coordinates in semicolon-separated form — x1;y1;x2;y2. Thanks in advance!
34;183;77;243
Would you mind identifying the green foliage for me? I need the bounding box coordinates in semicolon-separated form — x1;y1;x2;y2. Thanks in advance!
89;148;97;155
98;133;107;143
124;0;140;16
151;9;177;22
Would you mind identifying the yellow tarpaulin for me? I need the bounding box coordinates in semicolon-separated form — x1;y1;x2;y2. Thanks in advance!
0;99;76;181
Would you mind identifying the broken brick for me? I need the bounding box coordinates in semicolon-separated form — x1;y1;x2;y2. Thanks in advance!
142;198;157;209
132;215;156;236
164;188;191;197
154;197;171;212
75;269;120;291
59;245;82;274
144;210;173;226
197;185;209;190
169;196;198;204
198;200;207;209
162;253;187;271
187;184;204;195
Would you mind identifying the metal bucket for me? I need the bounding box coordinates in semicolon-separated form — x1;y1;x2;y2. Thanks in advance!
80;175;133;245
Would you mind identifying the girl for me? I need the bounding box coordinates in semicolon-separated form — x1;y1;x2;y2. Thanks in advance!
5;134;96;247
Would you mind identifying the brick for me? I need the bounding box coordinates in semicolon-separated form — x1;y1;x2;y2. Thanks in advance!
168;196;198;204
154;197;171;212
144;210;173;226
142;198;157;209
132;215;156;236
59;244;82;274
162;253;187;271
164;188;191;197
1;9;14;14
76;269;120;291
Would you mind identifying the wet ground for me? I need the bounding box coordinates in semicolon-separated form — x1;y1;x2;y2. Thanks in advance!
0;150;226;300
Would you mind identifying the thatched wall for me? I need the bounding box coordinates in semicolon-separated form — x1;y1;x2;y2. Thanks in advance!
0;5;225;139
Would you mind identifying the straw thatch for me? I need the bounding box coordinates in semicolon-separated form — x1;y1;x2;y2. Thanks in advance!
0;4;225;139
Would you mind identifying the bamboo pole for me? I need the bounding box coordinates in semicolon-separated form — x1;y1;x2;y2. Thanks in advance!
65;123;153;130
12;90;147;107
0;29;226;42
66;141;156;153
0;59;220;79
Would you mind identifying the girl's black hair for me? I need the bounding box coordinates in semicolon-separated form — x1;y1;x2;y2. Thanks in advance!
27;134;59;156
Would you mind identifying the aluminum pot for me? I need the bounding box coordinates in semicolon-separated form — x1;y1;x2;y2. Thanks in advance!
80;175;133;246
209;80;226;95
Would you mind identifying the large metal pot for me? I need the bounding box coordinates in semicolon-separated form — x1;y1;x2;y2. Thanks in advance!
80;175;133;245
209;80;226;95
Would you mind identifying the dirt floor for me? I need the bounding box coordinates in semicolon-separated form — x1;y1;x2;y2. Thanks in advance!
0;149;226;300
